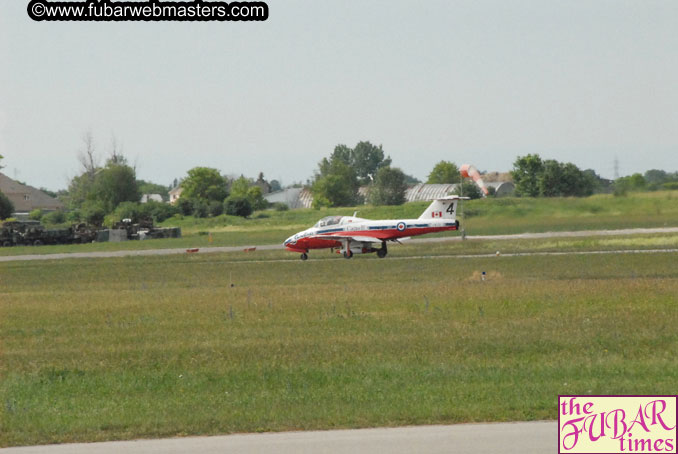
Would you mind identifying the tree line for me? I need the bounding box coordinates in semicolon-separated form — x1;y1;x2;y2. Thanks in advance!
1;138;677;223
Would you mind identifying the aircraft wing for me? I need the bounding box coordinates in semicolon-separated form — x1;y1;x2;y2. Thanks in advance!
307;234;380;243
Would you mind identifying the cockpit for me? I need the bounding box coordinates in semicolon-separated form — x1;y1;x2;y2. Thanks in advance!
313;216;344;228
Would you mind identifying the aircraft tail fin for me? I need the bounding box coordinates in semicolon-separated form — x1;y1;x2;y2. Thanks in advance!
418;196;468;220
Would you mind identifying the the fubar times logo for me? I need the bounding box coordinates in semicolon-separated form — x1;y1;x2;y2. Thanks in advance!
559;396;677;453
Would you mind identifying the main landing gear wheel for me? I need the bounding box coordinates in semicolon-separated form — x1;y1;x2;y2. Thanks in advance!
343;250;353;259
300;253;308;261
377;242;388;258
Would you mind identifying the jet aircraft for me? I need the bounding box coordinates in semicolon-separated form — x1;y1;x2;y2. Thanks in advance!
283;196;466;260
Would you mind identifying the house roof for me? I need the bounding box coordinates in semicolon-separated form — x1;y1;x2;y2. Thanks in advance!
169;186;183;196
0;172;64;212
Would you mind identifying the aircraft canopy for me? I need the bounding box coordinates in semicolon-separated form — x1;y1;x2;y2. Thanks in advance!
314;216;343;228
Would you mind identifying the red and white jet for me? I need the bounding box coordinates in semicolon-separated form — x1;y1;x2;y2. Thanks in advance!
283;196;466;260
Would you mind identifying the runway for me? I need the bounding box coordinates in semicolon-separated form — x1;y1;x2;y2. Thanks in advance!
0;226;676;263
0;421;556;454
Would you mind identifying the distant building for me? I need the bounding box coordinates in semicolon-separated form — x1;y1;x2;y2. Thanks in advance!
141;194;163;203
262;182;514;209
169;186;183;204
485;181;515;197
263;187;313;209
0;172;64;215
405;183;458;202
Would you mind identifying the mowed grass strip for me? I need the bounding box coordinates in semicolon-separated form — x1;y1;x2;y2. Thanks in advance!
1;251;677;446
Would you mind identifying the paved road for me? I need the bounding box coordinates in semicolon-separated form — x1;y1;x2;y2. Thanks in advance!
0;227;677;263
1;421;557;454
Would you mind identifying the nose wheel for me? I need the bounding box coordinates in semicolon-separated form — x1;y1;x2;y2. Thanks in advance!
377;242;388;258
300;253;308;261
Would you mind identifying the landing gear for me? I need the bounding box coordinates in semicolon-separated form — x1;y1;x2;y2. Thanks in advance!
342;239;353;259
377;242;388;258
300;253;308;261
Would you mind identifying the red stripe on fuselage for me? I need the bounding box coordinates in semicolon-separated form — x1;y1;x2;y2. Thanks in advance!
292;226;457;251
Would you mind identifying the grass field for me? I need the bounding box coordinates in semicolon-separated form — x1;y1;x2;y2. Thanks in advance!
1;191;677;257
2;239;678;447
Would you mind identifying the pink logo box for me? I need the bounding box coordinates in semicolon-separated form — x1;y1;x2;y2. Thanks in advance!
559;395;677;453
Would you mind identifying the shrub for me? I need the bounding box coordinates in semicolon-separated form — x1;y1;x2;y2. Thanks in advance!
82;201;107;226
29;209;43;221
177;198;193;216
0;192;14;219
67;210;82;223
141;200;178;223
191;199;209;218
224;196;253;217
208;200;224;217
453;182;484;200
42;210;66;225
272;202;289;211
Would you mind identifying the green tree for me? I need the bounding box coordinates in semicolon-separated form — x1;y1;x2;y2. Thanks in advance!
369;167;407;206
229;176;267;211
247;186;268;210
312;159;360;207
66;140;140;212
535;159;596;197
614;173;646;196
81;201;107;226
511;154;544;197
351;141;392;183
181;167;228;202
90;162;141;212
67;172;97;209
229;176;252;199
538;160;565;197
0;192;14;219
269;179;282;192
427;161;460;184
319;142;392;184
560;163;596;197
453;181;483;200
403;173;421;185
644;169;668;185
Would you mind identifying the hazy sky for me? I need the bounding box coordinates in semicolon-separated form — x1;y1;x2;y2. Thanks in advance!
1;0;676;191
